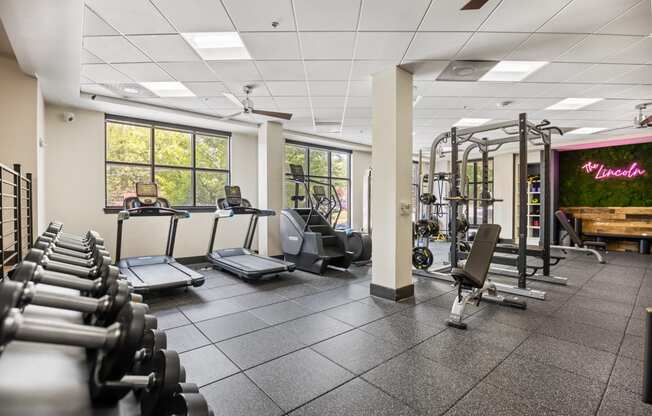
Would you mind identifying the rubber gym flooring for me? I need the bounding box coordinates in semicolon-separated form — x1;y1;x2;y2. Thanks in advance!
147;250;652;416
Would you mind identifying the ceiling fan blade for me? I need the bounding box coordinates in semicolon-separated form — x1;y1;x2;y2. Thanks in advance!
461;0;490;10
222;92;244;108
251;109;293;120
639;115;652;126
217;110;243;121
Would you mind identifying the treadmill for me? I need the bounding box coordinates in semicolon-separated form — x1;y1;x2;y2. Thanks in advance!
207;185;295;279
116;182;205;293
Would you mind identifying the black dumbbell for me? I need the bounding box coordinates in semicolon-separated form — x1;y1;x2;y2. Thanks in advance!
45;223;103;245
5;262;137;326
161;392;214;416
24;248;111;279
40;231;104;253
0;285;145;400
35;239;110;269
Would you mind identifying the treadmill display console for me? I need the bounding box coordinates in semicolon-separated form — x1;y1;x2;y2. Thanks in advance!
289;164;306;182
136;182;159;206
224;186;242;207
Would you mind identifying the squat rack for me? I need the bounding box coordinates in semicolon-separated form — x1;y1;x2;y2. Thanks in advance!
418;113;562;300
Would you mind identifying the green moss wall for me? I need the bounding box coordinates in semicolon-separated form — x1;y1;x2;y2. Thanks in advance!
559;142;652;207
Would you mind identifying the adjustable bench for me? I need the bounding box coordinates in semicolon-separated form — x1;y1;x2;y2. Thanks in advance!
447;224;527;330
553;210;607;264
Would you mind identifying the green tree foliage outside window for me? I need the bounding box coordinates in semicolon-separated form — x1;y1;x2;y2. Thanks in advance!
105;119;230;208
284;143;351;227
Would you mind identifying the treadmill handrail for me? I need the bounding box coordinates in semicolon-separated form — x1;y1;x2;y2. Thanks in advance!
119;206;190;220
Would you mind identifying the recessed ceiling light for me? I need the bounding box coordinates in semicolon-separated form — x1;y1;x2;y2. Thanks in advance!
546;97;603;110
567;127;607;135
181;32;251;60
139;82;195;97
454;118;491;127
123;87;139;94
479;60;548;82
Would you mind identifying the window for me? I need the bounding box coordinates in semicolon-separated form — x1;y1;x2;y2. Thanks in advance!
105;116;230;209
457;158;494;226
284;142;351;228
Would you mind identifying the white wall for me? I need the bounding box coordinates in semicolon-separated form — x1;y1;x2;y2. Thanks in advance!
44;104;258;259
0;55;44;231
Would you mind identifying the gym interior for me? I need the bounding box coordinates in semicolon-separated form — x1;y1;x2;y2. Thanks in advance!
1;1;652;415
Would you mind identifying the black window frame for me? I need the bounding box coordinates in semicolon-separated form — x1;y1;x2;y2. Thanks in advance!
104;115;232;213
458;158;494;226
284;140;352;228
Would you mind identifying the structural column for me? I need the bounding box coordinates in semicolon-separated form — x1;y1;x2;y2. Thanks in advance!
257;121;284;256
370;66;414;301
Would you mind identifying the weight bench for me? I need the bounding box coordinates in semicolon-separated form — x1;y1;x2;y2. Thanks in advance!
447;224;527;330
553;210;606;264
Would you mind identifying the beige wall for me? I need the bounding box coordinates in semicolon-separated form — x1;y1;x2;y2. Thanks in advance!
351;150;371;230
44;104;258;258
0;55;44;231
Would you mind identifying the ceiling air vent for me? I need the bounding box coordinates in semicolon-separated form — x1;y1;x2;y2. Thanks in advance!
436;60;498;82
314;119;341;133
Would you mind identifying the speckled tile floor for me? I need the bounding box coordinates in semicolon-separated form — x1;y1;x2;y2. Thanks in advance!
146;250;652;416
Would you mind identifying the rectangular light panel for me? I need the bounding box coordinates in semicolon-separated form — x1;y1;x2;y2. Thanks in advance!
546;97;603;110
479;61;548;82
182;32;251;60
567;127;607;135
139;82;195;97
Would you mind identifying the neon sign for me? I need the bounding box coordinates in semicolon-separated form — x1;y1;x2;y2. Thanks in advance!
581;161;646;180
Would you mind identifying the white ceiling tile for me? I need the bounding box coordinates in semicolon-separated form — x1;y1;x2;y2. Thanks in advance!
313;108;343;120
304;61;351;81
359;0;430;31
536;83;595;98
618;85;652;100
293;0;361;31
609;66;652;84
506;97;561;110
456;32;530;61
80;83;121;97
83;36;150;63
207;61;262;81
222;0;295;31
345;107;372;118
578;83;639;99
85;0;175;35
599;1;652;36
151;0;234;32
507;34;584;61
245;96;277;108
404;32;471;61
344;118;371;126
81;64;132;83
355;32;413;60
80;75;94;85
159;97;210;110
255;60;305;81
481;0;570;32
311;97;346;107
350;60;394;80
83;7;118;36
81;49;103;64
274;96;311;108
568;64;645;84
400;60;448;80
582;99;637;112
524;62;591;82
159;62;219;82
539;0;639;33
346;96;371;108
202;96;242;109
556;35;643;63
128;35;200;62
112;63;173;81
265;81;307;96
348;80;372;96
300;32;356;60
240;32;300;60
183;82;229;97
420;0;501;31
309;81;348;96
604;38;652;64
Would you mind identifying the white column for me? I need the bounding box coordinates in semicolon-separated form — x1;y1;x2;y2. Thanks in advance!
370;66;414;300
257;121;284;256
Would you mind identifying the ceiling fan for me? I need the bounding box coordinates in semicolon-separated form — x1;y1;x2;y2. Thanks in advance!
220;85;292;121
461;0;490;10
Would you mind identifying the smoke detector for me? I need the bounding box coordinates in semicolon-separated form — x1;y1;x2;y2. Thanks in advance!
436;60;498;82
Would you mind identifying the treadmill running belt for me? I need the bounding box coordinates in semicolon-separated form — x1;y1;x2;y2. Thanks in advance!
129;263;191;285
217;255;288;272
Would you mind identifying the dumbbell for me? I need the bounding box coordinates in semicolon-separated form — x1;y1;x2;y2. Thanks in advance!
9;254;130;302
24;248;111;279
419;193;437;206
5;262;137;326
414;219;440;239
162;392;214;416
45;223;103;246
35;239;110;269
36;234;101;261
38;231;105;256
